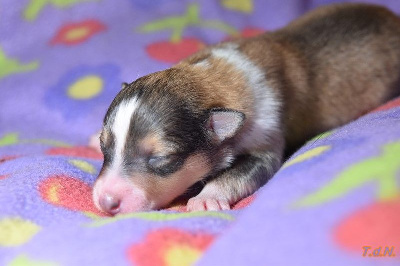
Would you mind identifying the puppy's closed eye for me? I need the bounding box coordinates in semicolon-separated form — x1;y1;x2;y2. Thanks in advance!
147;154;184;176
148;155;172;167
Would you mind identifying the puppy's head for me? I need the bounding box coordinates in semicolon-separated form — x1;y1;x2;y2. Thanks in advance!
93;69;245;214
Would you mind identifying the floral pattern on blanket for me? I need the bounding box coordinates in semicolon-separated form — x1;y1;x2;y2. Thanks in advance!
1;0;399;265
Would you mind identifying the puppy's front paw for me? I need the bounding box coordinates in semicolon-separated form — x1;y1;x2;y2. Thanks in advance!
186;197;230;211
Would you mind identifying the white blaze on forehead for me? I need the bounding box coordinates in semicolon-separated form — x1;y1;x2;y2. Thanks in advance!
111;97;140;169
211;44;282;150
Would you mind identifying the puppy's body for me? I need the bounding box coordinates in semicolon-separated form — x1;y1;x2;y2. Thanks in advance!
93;3;400;214
189;3;400;153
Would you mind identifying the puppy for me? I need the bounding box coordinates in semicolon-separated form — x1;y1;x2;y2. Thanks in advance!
92;3;400;214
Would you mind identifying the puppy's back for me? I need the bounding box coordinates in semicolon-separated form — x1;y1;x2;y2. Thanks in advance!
271;4;400;150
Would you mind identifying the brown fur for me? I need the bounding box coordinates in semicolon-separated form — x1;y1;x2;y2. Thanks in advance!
237;3;400;151
177;57;253;115
138;134;171;155
170;3;400;154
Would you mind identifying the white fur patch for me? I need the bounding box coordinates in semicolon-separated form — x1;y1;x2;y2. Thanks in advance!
194;59;210;68
111;97;140;170
211;44;281;151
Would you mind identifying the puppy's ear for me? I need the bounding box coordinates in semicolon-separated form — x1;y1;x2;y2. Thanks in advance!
206;108;245;142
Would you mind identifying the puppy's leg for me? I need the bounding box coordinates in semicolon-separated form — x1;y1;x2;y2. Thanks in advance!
187;151;281;211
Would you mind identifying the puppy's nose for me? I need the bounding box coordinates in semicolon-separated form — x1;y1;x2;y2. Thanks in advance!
99;194;121;215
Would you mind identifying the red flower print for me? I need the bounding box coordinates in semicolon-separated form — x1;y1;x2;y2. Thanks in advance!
127;228;214;266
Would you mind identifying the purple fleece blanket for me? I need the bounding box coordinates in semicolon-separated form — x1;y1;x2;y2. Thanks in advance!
0;0;399;265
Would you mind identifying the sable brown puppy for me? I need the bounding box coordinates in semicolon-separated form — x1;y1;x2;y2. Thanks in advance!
92;3;400;214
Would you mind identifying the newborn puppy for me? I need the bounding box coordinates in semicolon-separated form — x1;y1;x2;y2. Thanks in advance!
92;3;400;214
